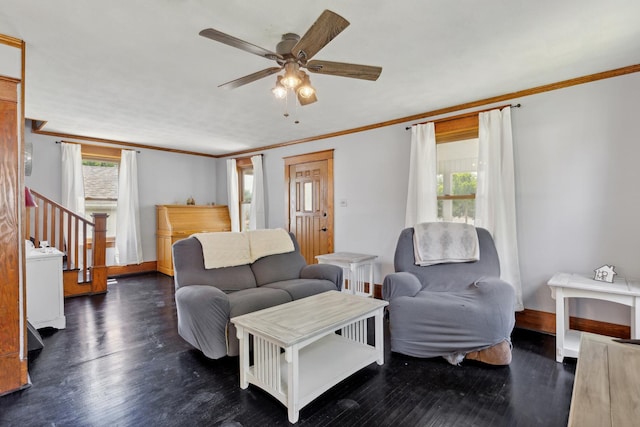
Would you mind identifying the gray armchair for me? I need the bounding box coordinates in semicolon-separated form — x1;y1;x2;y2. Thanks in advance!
383;226;516;365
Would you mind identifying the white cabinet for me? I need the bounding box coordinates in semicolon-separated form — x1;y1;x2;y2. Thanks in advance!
26;248;65;329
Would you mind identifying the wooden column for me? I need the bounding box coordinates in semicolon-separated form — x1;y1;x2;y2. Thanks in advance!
0;77;28;395
91;213;108;294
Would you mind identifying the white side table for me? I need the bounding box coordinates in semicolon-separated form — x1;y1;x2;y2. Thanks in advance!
316;252;377;297
547;272;640;362
26;248;66;329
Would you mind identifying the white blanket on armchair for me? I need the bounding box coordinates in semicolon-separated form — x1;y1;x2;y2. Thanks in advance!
413;222;479;266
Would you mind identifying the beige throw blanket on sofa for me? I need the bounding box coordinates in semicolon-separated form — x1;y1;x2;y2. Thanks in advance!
247;228;294;261
413;222;479;266
192;228;294;269
192;232;251;269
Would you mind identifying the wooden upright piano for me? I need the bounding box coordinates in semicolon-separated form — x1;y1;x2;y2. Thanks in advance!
156;205;231;276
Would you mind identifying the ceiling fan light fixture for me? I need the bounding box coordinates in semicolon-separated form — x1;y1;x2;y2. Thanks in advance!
297;73;315;99
272;76;287;99
281;62;302;89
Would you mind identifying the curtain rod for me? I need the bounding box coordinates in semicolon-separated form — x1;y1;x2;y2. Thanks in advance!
405;103;521;130
56;140;140;153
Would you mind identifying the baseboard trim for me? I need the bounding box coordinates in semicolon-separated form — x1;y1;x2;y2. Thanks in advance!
107;261;157;277
515;308;630;339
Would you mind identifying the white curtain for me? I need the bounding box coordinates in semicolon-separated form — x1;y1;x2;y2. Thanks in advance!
61;143;85;264
476;107;523;310
61;142;85;217
249;155;265;230
405;122;438;227
115;150;143;265
227;158;240;232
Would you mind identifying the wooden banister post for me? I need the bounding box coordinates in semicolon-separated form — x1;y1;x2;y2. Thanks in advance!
91;213;108;294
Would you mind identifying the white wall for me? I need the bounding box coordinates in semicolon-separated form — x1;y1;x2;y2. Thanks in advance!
27;71;640;326
218;71;640;326
513;72;640;324
25;128;219;263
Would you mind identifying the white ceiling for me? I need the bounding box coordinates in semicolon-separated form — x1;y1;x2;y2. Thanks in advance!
1;1;639;156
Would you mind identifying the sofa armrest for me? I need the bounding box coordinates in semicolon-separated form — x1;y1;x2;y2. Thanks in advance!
300;264;343;291
382;272;422;301
174;285;231;359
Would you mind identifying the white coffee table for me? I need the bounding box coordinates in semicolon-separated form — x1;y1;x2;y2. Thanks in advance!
230;290;388;423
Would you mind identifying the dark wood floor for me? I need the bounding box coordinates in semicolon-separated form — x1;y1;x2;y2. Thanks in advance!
0;273;576;426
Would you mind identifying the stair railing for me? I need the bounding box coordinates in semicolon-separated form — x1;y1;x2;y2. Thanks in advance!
25;189;107;296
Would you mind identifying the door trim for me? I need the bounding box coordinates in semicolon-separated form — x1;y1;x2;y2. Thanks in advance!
284;149;334;256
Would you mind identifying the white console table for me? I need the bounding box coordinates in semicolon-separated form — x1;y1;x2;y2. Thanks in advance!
26;248;66;329
547;272;640;362
316;252;377;297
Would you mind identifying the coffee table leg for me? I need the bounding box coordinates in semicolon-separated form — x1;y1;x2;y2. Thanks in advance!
375;309;384;365
285;346;300;423
237;327;249;389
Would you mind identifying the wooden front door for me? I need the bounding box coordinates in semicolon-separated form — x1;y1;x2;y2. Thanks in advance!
285;150;334;265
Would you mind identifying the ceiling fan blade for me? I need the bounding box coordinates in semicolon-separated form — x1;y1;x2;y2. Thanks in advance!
199;28;283;61
297;91;318;106
291;10;350;62
306;60;382;81
218;67;282;89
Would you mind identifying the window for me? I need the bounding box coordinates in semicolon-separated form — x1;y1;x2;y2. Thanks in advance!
437;138;478;224
81;145;121;239
434;112;479;224
236;157;253;232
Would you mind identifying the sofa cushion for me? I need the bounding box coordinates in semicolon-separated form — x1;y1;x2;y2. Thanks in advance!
173;237;257;291
251;246;306;286
263;279;338;300
227;287;292;318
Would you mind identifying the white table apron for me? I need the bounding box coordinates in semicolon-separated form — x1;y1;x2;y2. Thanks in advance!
231;291;388;423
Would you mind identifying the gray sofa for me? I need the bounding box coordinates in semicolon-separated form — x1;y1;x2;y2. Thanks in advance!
172;232;342;359
383;227;516;365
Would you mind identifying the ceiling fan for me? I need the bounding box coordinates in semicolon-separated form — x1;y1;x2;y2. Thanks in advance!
199;9;382;106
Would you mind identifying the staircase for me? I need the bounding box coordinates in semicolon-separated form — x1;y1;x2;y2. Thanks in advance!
25;190;108;297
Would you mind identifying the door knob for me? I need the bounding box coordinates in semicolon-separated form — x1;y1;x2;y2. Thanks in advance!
321;227;327;232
